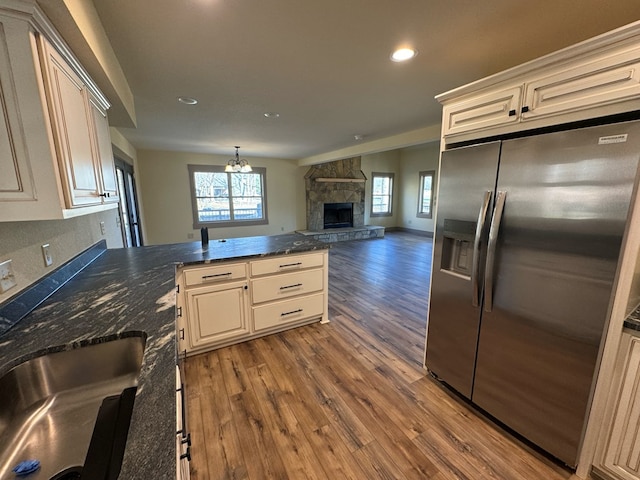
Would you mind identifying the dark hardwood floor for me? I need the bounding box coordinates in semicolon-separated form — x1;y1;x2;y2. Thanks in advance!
184;231;582;480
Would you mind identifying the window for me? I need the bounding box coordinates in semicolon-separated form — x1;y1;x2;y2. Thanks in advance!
417;170;435;218
371;172;394;216
188;165;268;228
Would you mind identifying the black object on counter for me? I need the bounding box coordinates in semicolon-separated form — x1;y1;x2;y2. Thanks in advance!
200;227;209;247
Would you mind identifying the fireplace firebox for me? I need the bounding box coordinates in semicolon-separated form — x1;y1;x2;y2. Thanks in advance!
324;203;353;229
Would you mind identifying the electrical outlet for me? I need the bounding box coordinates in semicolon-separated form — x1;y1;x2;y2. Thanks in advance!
100;221;106;235
187;233;194;239
0;259;17;293
42;244;53;267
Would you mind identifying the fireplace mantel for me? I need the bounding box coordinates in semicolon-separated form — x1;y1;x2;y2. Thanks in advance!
315;178;366;183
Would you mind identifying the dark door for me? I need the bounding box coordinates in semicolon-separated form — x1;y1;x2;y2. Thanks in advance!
114;158;143;247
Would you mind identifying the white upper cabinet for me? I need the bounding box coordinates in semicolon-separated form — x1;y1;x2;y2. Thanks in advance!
441;85;522;137
0;6;118;221
89;95;119;202
0;22;36;203
522;44;640;122
437;23;640;145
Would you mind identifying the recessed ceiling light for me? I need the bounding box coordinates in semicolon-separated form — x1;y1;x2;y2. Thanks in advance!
390;48;417;62
178;96;198;105
263;112;280;118
354;134;365;141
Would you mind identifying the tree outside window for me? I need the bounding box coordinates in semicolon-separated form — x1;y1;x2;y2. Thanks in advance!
417;170;435;219
188;165;268;228
371;172;394;217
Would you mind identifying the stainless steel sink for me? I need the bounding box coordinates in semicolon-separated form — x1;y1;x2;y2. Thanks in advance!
0;333;146;480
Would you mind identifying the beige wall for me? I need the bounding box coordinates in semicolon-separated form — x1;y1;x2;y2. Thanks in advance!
0;209;123;303
136;149;305;245
136;144;440;245
361;150;401;228
398;142;440;234
354;141;440;234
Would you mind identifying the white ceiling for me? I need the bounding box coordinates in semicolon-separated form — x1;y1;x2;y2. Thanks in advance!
88;0;640;160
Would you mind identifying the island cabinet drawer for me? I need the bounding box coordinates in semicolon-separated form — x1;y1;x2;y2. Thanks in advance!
250;252;324;277
183;262;247;287
251;269;324;304
253;292;325;332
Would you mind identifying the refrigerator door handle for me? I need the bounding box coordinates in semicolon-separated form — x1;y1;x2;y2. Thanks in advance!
484;190;507;313
471;191;493;307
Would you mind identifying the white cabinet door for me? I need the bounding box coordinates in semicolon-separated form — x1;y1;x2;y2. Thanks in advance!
42;39;100;207
89;95;118;202
0;22;35;202
185;280;249;349
522;46;640;122
442;85;522;137
600;334;640;480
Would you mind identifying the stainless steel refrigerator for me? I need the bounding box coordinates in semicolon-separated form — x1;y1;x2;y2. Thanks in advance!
425;120;640;467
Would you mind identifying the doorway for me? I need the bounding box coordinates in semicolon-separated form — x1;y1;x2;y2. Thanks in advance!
115;158;143;247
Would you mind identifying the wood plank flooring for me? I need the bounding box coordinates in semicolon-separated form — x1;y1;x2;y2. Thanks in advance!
184;231;586;480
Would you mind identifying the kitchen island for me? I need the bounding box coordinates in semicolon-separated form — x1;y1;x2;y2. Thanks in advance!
0;234;329;479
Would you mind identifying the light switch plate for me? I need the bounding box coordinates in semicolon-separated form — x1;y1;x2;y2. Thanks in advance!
42;244;53;267
0;259;17;293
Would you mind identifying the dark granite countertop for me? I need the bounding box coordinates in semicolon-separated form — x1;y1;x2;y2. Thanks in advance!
0;234;328;479
175;232;330;267
624;303;640;332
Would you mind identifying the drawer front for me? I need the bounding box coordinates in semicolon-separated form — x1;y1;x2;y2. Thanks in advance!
176;366;183;433
183;262;246;287
253;292;325;332
250;252;325;276
251;269;324;304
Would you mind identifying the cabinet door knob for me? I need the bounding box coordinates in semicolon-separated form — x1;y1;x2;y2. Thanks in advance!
521;106;530;113
508;109;516;117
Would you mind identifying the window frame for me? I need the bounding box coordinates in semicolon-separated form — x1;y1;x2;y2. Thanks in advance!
417;170;435;219
370;172;394;217
188;164;268;229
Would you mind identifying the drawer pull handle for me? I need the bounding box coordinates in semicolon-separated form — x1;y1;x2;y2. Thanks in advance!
202;272;232;280
281;308;303;317
280;283;303;290
279;262;303;268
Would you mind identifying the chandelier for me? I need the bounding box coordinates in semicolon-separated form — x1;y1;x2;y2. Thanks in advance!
225;146;252;173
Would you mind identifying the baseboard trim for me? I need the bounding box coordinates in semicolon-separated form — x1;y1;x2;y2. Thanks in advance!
386;227;434;238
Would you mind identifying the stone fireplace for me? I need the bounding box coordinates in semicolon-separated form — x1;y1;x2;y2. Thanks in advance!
304;157;366;231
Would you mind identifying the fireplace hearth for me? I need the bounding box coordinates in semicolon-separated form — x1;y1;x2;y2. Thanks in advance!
324;203;353;229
